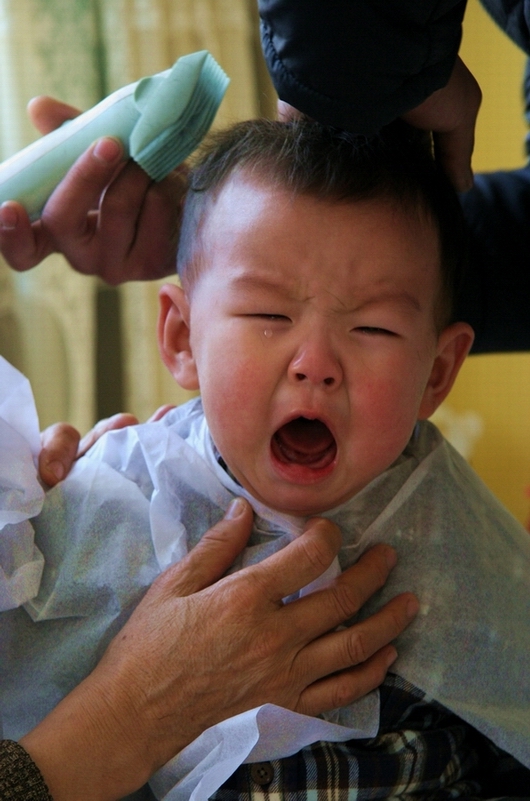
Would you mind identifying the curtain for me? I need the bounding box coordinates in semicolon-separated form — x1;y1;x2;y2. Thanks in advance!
0;0;273;431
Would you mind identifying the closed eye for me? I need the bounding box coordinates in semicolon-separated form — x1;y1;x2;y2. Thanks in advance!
355;326;397;336
249;314;291;322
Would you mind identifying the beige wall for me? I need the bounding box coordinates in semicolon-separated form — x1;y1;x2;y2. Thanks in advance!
438;0;529;523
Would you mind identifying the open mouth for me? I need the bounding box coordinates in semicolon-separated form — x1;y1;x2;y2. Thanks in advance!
271;417;337;470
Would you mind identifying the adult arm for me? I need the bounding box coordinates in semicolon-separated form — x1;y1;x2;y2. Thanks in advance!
260;0;467;132
17;501;416;801
261;0;482;191
456;164;530;352
455;47;530;350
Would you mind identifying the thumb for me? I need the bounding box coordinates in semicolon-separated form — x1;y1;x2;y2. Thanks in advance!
402;56;481;192
155;498;254;597
27;96;81;134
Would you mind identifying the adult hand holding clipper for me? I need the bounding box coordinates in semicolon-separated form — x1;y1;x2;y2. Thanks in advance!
0;51;228;283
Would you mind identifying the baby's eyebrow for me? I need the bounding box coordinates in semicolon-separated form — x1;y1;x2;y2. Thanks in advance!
229;274;290;295
229;276;423;315
351;290;422;315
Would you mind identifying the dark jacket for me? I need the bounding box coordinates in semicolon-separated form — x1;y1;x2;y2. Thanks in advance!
259;1;530;130
258;0;530;352
259;0;467;132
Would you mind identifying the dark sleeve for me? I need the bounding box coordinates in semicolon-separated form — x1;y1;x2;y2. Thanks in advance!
0;740;53;801
258;0;467;133
480;0;530;54
456;164;530;353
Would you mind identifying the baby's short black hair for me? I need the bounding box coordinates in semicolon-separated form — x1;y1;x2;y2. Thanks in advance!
177;118;466;329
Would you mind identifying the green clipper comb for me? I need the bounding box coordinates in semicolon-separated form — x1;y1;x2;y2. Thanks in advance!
0;50;229;221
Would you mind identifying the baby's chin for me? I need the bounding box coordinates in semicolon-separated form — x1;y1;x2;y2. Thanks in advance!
218;419;375;516
235;472;360;519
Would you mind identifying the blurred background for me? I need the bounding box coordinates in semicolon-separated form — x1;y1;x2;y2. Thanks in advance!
0;0;528;523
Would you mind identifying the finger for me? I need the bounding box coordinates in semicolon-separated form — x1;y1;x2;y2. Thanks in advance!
126;169;186;280
94;160;153;281
432;57;481;192
299;591;418;683
94;163;184;283
297;645;397;717
84;159;165;284
155;498;254;596
284;543;399;640
39;423;81;486
41;138;125;256
77;413;139;457
147;405;175;423
238;517;342;604
27;96;81;134
0;203;54;271
432;127;475;193
277;99;304;122
401;56;481;192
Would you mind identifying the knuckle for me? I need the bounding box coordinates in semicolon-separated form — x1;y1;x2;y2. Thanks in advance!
41;422;80;451
102;190;138;220
330;658;387;709
344;630;370;666
106;413;139;431
359;545;392;588
328;675;362;710
92;418;111;437
197;520;237;552
328;582;362;621
71;150;117;189
300;520;340;573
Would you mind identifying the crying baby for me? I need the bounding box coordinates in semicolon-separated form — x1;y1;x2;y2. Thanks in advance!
158;118;472;518
5;120;530;797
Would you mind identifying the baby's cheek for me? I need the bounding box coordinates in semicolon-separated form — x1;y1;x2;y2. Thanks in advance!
361;378;419;443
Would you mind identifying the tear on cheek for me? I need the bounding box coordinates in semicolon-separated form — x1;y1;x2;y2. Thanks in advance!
271;417;337;469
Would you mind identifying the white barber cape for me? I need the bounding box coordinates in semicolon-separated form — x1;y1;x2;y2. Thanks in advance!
0;358;44;611
0;358;529;800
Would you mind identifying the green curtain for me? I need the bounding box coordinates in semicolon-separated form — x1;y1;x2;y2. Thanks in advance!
0;0;270;430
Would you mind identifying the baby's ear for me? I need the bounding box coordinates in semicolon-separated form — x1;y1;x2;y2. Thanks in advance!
418;322;474;419
157;283;199;390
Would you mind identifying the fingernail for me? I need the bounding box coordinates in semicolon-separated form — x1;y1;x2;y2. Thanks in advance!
93;137;123;163
0;203;18;230
225;498;245;520
47;461;65;482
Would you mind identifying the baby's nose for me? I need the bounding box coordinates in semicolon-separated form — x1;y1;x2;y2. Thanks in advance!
289;339;342;388
294;370;336;387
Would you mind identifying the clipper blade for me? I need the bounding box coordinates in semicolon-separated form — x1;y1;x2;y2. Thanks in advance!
130;51;229;181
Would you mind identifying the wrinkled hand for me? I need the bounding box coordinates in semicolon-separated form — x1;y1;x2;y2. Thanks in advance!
0;96;184;283
277;56;481;193
21;500;417;801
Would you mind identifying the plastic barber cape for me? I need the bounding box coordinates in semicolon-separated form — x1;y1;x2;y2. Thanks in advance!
0;357;529;800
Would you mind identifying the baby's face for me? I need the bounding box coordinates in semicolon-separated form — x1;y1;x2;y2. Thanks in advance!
186;174;446;516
